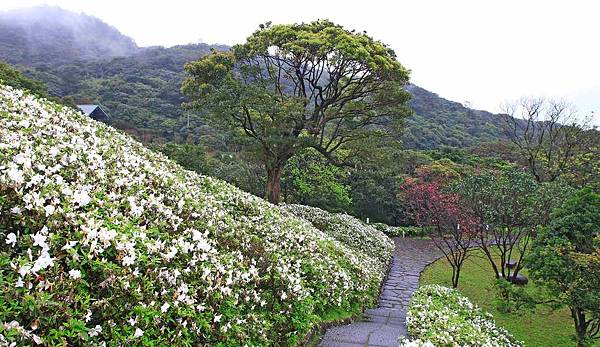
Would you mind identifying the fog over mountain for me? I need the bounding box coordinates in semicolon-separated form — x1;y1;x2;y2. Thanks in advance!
0;6;139;65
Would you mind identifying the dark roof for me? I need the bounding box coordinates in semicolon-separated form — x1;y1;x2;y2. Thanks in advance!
77;104;110;121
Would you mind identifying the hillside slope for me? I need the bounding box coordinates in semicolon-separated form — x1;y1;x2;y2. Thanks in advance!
404;84;507;149
0;84;393;345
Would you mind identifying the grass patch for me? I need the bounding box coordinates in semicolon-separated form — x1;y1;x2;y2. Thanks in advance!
420;251;576;347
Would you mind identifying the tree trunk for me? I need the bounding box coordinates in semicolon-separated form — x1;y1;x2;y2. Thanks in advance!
479;233;501;278
266;164;283;204
452;266;461;288
571;307;588;347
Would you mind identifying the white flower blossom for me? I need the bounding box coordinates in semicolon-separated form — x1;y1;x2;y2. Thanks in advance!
68;269;82;279
133;328;144;338
44;205;55;216
73;189;91;207
31;233;48;250
6;167;24;185
89;325;102;337
5;233;17;247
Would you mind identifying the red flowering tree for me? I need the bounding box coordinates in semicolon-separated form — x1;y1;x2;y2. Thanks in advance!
401;179;477;288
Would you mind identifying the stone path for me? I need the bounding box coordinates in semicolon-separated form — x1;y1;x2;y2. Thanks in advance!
320;238;443;347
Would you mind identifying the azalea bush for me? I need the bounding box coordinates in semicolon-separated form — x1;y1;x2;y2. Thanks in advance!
0;84;393;346
281;204;394;276
371;223;428;238
405;285;522;347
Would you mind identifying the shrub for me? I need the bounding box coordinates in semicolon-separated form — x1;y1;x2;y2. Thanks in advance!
281;204;394;274
0;85;392;346
405;285;522;347
371;223;428;238
492;279;536;314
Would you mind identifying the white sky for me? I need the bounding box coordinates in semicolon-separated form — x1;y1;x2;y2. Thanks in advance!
1;0;599;124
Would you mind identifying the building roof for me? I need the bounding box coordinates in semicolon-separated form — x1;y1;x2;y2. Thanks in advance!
77;104;110;120
77;104;100;116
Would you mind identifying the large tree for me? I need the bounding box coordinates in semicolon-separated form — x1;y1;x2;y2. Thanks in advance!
182;20;411;203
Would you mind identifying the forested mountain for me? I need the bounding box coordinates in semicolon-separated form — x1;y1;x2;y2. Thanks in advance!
18;43;228;143
403;85;507;148
0;6;138;65
0;6;507;149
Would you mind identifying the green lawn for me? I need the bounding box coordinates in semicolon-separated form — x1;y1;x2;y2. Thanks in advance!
420;251;577;347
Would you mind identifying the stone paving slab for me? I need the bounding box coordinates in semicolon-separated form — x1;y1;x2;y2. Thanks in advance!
320;238;442;347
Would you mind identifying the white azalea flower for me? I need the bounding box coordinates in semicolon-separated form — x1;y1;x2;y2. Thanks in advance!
61;241;78;251
5;233;17;247
84;310;92;322
6;167;24;185
133;328;144;338
89;325;102;337
31;233;48;249
122;254;135;267
44;205;56;216
68;269;82;279
73;189;91;207
31;251;54;272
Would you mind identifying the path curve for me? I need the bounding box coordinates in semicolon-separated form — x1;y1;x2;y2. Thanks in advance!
319;238;443;347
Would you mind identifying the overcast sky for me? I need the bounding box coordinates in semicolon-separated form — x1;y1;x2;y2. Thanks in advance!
2;0;599;123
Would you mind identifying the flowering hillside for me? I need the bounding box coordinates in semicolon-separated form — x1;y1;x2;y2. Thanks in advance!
0;84;393;346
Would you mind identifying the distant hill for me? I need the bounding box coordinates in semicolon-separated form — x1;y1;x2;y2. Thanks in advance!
403;85;507;149
17;43;229;144
0;6;139;65
0;6;507;149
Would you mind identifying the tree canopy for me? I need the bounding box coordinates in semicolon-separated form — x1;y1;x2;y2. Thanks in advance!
182;20;411;203
528;188;600;346
0;61;48;97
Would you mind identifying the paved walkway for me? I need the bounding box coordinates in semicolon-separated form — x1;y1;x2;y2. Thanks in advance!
320;238;442;347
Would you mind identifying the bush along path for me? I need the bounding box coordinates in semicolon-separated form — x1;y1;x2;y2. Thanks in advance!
320;238;443;347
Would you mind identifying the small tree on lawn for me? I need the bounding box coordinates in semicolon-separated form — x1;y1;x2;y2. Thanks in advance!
182;20;411;204
402;179;476;288
453;170;539;281
528;188;600;347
